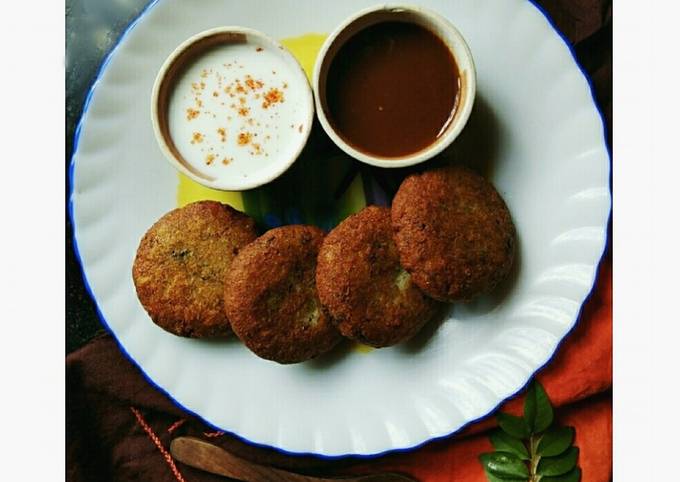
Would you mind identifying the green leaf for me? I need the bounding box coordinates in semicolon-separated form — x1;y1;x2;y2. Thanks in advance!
524;387;536;433
497;412;531;439
479;452;529;479
483;470;528;482
537;446;579;477
537;426;575;457
524;380;554;433
542;467;581;482
490;430;529;460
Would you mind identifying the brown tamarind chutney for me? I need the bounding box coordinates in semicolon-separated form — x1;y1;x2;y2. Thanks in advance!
325;21;460;158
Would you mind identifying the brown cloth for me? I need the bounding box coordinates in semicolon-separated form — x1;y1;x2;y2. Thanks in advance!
67;1;611;480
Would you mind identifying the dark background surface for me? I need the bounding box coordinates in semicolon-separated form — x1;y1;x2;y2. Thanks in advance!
66;0;611;354
66;0;150;353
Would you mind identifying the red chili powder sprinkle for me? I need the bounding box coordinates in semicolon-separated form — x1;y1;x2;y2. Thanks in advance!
238;107;250;117
245;76;264;91
190;132;204;144
186;108;200;120
205;153;215;165
262;87;284;109
237;132;253;146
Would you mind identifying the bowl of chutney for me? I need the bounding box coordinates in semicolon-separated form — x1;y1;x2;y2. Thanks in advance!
313;4;476;168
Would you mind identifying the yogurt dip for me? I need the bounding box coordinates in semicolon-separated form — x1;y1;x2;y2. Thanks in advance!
152;28;314;191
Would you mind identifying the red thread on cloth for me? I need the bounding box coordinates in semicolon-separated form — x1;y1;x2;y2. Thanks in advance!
130;406;186;482
167;418;186;434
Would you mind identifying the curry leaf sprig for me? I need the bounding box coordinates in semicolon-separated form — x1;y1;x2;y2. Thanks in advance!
479;380;581;482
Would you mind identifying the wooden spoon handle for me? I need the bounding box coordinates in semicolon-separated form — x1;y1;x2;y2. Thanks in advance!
171;436;316;482
170;436;416;482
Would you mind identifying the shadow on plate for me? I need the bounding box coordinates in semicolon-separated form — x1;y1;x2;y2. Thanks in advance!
454;233;522;320
445;93;502;179
191;334;242;347
304;338;356;369
395;302;451;355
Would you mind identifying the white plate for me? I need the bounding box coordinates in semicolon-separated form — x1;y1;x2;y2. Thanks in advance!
70;0;610;457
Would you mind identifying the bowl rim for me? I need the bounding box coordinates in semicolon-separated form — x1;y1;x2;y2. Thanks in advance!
150;26;315;191
312;3;477;168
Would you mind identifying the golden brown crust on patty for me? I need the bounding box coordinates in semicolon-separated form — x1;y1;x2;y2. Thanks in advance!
316;206;438;347
391;165;516;302
224;225;342;364
132;201;257;338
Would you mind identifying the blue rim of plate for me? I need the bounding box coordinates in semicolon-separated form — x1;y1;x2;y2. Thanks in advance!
68;0;612;460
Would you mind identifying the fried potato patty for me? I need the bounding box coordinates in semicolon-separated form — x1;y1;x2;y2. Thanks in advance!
132;201;257;338
391;165;515;302
316;206;438;347
224;225;342;364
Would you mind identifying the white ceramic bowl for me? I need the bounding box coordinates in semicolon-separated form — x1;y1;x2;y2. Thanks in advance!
151;27;315;191
313;4;476;168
